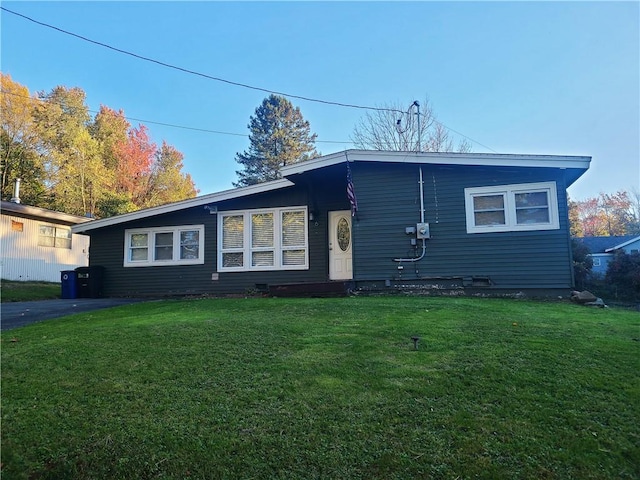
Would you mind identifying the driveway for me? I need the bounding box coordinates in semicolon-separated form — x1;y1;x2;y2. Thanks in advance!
1;298;146;331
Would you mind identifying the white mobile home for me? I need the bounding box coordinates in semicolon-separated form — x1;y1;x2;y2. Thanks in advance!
1;200;91;282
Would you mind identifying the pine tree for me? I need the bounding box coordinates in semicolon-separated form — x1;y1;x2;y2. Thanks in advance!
234;95;318;187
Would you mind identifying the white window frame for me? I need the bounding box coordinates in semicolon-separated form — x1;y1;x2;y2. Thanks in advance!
464;181;560;234
218;206;308;272
124;225;205;267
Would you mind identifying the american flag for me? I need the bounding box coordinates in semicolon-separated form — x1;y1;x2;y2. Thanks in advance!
346;161;358;217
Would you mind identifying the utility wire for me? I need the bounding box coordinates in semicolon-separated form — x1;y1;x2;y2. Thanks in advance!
1;6;402;115
1;6;496;152
0;89;355;145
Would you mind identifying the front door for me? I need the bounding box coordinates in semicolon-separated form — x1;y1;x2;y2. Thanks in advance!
329;210;353;280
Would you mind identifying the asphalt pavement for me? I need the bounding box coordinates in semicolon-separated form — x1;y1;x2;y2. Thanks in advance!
1;298;146;331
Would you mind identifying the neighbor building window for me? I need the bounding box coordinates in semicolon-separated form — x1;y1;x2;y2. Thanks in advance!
124;225;204;267
592;257;601;267
38;225;72;249
218;207;308;271
464;181;559;233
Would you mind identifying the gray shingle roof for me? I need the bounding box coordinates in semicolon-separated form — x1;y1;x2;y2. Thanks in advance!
574;235;639;253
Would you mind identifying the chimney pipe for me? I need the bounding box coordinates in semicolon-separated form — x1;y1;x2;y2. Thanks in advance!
10;178;21;204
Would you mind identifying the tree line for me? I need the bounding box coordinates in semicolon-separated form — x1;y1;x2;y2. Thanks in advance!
1;73;197;218
233;95;471;186
9;70;630;233
569;190;640;237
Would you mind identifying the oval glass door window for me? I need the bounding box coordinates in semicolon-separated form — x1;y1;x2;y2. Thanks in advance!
337;217;350;251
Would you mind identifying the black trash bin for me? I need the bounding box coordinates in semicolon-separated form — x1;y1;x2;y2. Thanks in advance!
61;270;78;299
75;266;105;298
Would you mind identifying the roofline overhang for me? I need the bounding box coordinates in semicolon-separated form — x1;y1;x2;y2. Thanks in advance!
72;178;295;233
604;236;640;252
70;150;592;234
1;201;93;226
281;149;591;185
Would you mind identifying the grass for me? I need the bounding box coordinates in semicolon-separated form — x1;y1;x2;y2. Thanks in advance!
1;296;639;479
1;280;61;302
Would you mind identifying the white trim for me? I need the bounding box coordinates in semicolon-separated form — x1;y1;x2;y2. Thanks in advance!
124;225;205;267
464;181;560;234
72;151;590;234
73;179;295;233
218;206;308;272
604;236;640;252
281;150;591;176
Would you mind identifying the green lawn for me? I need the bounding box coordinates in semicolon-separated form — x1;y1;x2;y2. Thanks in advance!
1;280;61;302
1;297;638;479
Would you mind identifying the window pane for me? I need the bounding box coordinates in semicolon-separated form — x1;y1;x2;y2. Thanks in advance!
474;211;506;226
516;208;549;224
252;213;274;248
223;216;244;249
38;225;55;246
282;211;305;247
55;228;71;239
55;237;72;249
473;195;504;211
337;218;351;252
39;236;55;247
156;232;173;246
180;230;200;260
515;192;548;208
131;233;148;247
283;249;306;266
40;225;54;237
131;248;148;261
252;251;274;267
155;232;173;260
223;252;243;268
181;230;199;245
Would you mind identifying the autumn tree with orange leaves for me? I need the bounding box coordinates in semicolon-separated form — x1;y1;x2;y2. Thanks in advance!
571;191;638;237
0;74;197;218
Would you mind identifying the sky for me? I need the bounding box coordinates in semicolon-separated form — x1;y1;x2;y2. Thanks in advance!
2;1;638;201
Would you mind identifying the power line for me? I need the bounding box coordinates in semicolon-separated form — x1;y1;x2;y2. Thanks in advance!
1;6;403;115
2;6;496;152
0;89;355;145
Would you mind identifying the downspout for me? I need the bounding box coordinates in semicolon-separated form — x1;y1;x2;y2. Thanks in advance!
563;174;576;289
394;168;426;263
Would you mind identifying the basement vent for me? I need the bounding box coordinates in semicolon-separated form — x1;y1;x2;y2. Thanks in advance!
463;276;493;287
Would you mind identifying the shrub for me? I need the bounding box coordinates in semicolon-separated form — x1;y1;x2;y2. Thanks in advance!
571;239;593;290
604;250;640;301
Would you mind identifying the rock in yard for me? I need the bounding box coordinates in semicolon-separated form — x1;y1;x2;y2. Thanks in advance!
570;290;598;303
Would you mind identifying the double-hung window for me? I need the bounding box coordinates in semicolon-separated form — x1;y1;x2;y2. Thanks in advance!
464;182;559;233
218;207;308;271
124;225;204;267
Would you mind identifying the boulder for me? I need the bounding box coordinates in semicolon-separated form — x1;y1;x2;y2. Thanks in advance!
570;290;598;304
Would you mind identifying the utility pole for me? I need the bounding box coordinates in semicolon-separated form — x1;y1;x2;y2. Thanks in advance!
413;101;421;152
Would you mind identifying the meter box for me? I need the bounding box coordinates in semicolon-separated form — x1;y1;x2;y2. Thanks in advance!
416;223;430;239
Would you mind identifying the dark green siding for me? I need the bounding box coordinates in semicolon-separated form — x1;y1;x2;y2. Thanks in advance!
85;161;576;296
86;182;351;297
350;162;573;289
